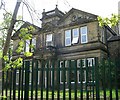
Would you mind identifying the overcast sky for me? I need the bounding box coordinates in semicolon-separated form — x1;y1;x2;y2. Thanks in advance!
0;0;120;26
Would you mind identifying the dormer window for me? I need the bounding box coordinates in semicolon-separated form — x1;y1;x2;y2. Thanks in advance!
46;34;53;46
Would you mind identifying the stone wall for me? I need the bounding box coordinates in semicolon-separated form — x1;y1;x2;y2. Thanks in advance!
108;40;120;60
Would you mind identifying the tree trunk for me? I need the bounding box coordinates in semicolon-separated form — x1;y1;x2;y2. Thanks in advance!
3;1;21;57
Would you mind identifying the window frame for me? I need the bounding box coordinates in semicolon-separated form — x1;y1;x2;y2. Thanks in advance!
31;37;36;52
25;40;30;52
46;34;52;42
65;30;71;46
80;26;88;44
46;34;53;46
72;28;79;44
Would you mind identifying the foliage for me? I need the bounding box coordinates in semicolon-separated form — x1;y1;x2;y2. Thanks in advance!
99;59;116;88
3;26;35;71
0;12;23;52
0;11;35;71
97;14;120;27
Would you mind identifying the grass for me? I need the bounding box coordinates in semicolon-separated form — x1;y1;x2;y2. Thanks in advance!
2;89;120;99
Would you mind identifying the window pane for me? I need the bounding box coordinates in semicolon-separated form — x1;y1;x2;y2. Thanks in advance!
46;34;52;42
81;26;87;34
81;35;87;43
73;28;79;37
72;37;79;44
25;40;30;52
65;30;71;37
87;58;94;67
32;38;36;46
66;38;71;46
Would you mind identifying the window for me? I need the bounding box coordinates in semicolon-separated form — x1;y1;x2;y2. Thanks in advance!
60;61;67;83
72;28;79;44
65;30;71;46
31;38;36;52
81;26;88;43
46;34;52;42
77;58;95;83
25;40;30;52
46;34;53;46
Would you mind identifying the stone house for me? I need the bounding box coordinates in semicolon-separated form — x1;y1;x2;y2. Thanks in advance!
11;6;120;87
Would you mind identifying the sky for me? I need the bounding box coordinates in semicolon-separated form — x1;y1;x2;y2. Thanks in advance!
0;0;120;26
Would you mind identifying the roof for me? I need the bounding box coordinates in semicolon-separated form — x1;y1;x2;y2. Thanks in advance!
58;8;98;24
108;35;120;42
11;22;41;40
104;25;117;36
41;6;65;20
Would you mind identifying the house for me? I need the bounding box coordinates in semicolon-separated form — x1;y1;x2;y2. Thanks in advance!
11;6;120;87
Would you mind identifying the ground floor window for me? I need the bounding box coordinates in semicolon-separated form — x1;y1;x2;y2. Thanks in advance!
77;58;95;83
60;58;95;84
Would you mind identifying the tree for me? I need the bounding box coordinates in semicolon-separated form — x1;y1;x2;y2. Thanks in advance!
2;1;21;58
97;14;120;27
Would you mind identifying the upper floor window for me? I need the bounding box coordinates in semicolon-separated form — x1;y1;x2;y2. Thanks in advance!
65;30;71;46
72;28;79;44
46;34;53;46
25;40;30;52
31;37;36;52
81;26;88;43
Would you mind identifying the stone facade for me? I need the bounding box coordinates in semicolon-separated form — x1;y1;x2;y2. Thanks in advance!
11;6;120;88
12;7;117;61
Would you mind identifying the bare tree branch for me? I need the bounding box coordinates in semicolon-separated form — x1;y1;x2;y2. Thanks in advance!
3;1;21;56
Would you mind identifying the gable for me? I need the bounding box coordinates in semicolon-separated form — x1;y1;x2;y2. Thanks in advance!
58;8;97;26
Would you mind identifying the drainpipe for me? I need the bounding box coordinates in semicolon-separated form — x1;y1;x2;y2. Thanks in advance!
104;26;109;58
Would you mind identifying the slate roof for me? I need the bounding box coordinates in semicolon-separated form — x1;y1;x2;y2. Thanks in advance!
108;35;120;42
58;8;98;24
11;21;41;40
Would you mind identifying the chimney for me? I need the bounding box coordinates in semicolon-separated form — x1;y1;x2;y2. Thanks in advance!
42;9;46;18
118;1;120;14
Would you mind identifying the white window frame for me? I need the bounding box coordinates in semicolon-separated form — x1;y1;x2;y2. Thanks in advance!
81;26;88;43
46;34;52;42
32;38;36;47
25;40;30;52
72;28;79;44
46;34;53;46
77;58;94;83
77;59;86;83
65;30;71;46
31;38;36;52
